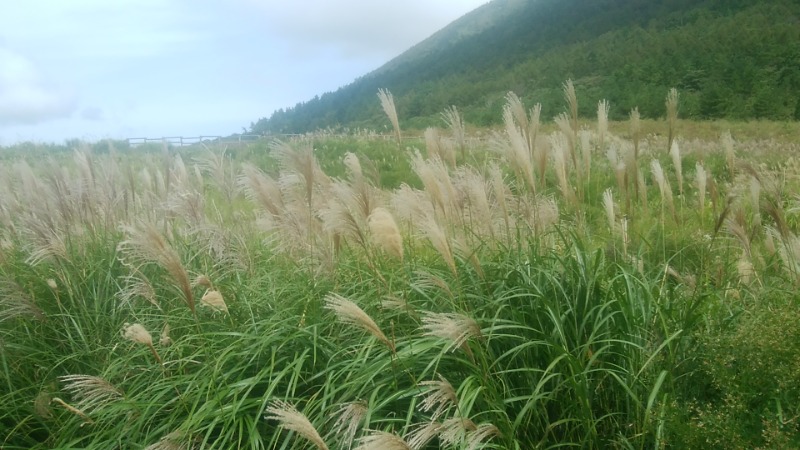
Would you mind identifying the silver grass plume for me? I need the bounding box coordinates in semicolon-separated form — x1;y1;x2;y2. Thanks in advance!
123;322;162;363
669;140;683;196
368;207;403;261
118;221;195;315
0;278;43;323
332;401;368;449
238;163;284;217
597;99;609;152
377;88;401;145
144;430;193;450
407;421;443;450
579;128;593;183
550;133;576;205
421;311;481;354
265;400;329;450
355;431;411;450
441;105;466;161
602;188;616;233
419;214;457;276
417;374;457;420
750;176;761;229
666;88;679;153
488;163;510;236
695;162;707;220
466;423;501;450
325;293;394;352
722;130;735;178
58;374;123;414
500;106;536;194
651;159;675;223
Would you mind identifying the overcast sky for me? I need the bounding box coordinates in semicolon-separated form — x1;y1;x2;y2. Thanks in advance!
0;0;486;145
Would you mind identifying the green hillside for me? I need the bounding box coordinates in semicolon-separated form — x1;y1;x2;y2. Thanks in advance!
251;0;800;134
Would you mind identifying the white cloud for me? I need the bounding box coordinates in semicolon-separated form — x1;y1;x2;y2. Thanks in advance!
0;48;77;125
240;0;483;59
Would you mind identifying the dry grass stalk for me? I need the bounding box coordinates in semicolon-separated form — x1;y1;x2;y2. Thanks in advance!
563;79;579;140
465;423;501;450
441;106;466;162
238;163;284;217
419;215;457;276
695;162;707;220
332;401;368;449
456;167;496;242
407;421;443;450
118;222;195;315
439;417;477;446
271;140;325;209
750;176;762;229
722;130;735;178
417;374;457;420
410;151;455;218
368;207;403;261
725;215;752;259
666;88;679;153
0;279;43;323
343;152;363;179
737;251;755;285
602;189;615;233
325;293;394;352
265;400;329;450
597;99;609;152
580;129;593;183
59;374;123;413
355;431;411;450
123;323;162;363
488;163;510;236
499;107;536;194
421;311;481;354
200;289;228;314
651;160;676;224
377;88;401;145
505;91;529;132
52;397;94;424
160;323;173;347
669;140;683;196
117;270;159;309
144;430;192;450
550;133;576;206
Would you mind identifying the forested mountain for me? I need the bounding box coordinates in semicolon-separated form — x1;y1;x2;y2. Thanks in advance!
251;0;800;134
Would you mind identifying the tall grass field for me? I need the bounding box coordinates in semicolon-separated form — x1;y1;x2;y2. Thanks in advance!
2;86;800;449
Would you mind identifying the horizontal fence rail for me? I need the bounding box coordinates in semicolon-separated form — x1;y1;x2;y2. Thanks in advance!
126;133;435;147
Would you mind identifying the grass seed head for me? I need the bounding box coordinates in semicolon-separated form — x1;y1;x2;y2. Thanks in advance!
417;374;457;420
368;207;403;261
58;374;123;413
265;400;329;450
200;289;228;313
421;311;481;353
355;431;411;450
325;293;393;351
332;401;368;449
123;323;153;346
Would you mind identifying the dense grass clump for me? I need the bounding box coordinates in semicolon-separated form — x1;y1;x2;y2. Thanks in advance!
1;89;800;449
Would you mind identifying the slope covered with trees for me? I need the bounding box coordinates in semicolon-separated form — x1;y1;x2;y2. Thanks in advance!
252;0;800;134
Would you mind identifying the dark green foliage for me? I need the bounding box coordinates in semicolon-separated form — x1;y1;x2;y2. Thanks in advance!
251;0;800;134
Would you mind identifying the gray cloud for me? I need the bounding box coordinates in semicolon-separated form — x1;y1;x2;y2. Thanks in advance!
0;48;77;125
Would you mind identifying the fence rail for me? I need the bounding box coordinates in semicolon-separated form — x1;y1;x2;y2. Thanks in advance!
126;134;276;147
126;133;435;147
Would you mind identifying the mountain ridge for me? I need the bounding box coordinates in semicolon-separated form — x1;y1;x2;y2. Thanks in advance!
252;0;800;134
